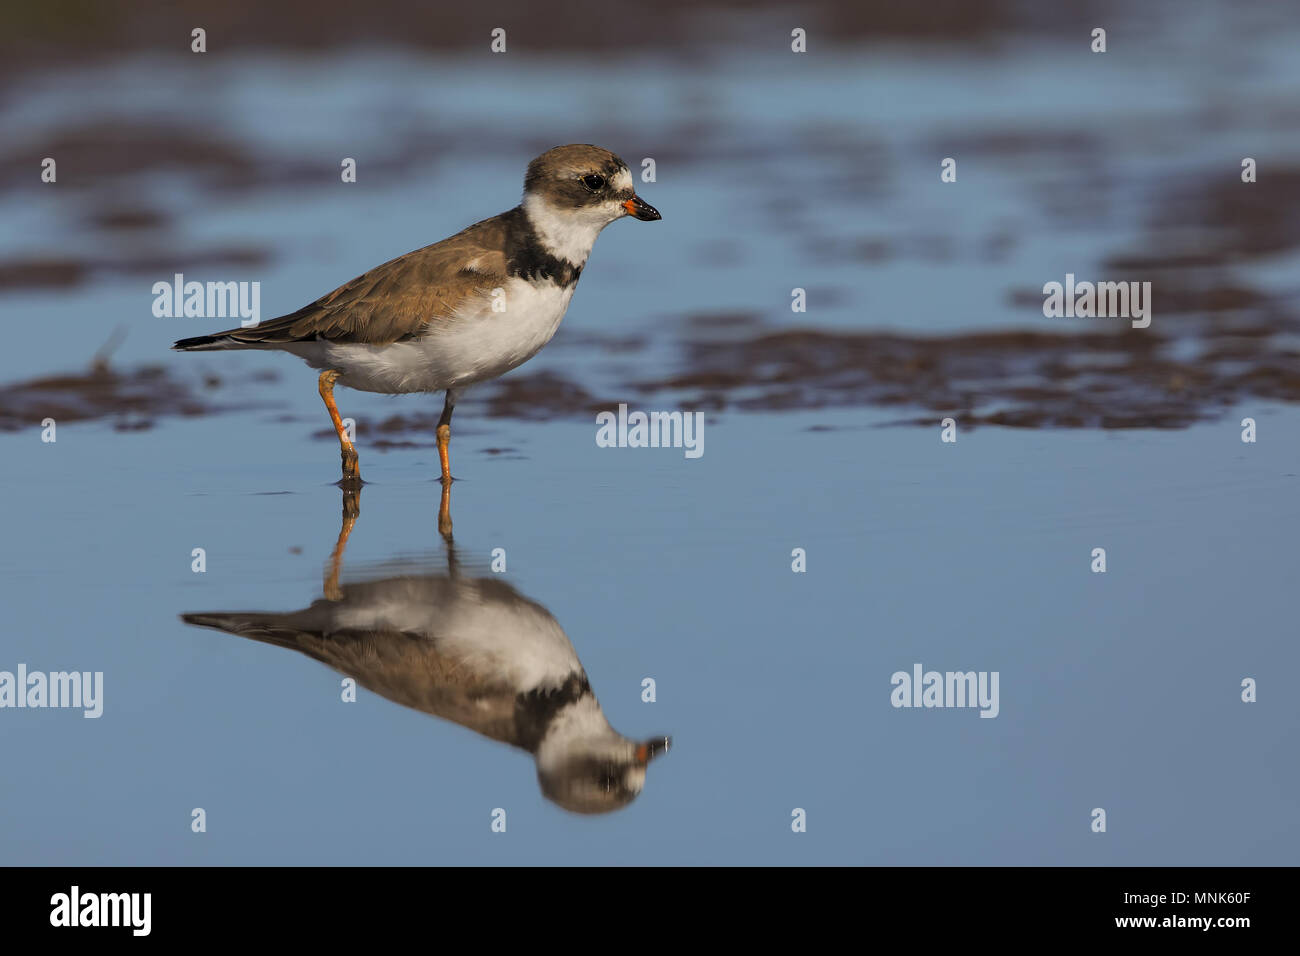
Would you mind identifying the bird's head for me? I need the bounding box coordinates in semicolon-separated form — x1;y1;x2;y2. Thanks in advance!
522;145;660;264
534;705;672;815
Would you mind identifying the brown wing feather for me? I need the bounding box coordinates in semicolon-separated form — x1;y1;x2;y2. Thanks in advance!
213;214;512;347
287;627;523;747
185;617;524;747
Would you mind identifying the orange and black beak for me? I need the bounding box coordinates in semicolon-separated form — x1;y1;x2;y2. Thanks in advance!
634;736;672;765
622;195;662;221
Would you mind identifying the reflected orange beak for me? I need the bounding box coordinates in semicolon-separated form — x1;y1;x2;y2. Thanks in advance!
635;736;672;765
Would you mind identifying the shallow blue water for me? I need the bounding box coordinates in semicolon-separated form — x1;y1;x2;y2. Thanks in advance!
3;4;1300;864
2;403;1296;864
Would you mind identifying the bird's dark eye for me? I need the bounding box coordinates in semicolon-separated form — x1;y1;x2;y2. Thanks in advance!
580;174;605;191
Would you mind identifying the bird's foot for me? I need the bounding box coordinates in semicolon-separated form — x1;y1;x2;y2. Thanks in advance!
339;444;361;484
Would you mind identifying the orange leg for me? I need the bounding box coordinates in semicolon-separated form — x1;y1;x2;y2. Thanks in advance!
318;369;359;481
436;389;457;484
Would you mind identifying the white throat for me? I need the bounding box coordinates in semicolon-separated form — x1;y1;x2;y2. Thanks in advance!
534;696;625;765
522;193;612;267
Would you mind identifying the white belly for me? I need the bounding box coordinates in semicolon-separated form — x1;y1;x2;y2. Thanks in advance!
316;277;575;394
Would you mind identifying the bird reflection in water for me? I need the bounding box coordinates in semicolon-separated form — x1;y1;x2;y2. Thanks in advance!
180;483;670;814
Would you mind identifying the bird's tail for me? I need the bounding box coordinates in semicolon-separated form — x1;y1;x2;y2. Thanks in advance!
173;306;317;351
180;612;307;652
172;333;232;351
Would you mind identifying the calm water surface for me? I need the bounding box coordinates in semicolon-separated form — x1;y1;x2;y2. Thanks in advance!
2;6;1298;863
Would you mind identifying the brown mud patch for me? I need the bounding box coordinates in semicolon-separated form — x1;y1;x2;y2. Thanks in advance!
0;361;273;432
0;246;272;292
624;312;1300;428
2;1;1028;71
7;307;1296;439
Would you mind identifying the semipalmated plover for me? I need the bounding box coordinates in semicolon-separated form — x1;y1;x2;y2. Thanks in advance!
180;500;671;814
173;144;660;483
